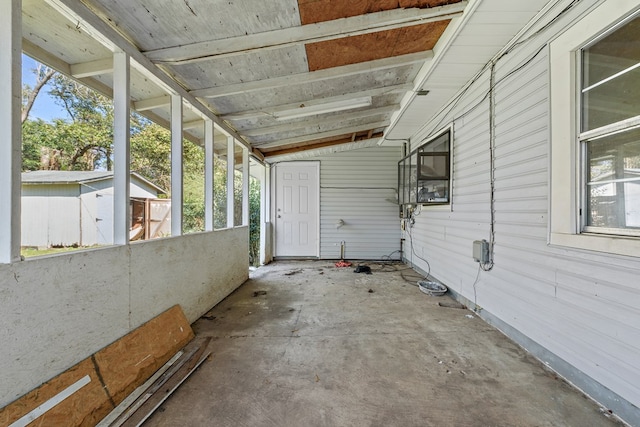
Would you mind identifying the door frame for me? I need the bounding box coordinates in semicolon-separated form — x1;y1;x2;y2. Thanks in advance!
271;161;320;258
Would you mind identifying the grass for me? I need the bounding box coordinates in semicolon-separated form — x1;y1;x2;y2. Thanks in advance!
21;246;83;258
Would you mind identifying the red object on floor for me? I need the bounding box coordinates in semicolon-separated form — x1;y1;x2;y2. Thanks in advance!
335;260;352;267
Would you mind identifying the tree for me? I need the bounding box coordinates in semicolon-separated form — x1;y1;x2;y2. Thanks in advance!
22;72;115;171
130;121;172;190
47;73;114;171
21;63;55;124
21;119;56;171
248;177;261;265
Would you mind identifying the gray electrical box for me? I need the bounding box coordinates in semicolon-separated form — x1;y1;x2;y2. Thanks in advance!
472;240;490;263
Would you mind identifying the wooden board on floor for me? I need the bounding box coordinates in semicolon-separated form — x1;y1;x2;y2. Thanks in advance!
0;358;113;427
113;337;211;427
0;305;194;427
94;305;195;406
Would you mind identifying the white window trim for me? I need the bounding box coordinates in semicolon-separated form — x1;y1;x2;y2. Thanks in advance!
549;0;640;257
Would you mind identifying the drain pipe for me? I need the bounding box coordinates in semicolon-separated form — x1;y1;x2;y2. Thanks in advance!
340;241;346;259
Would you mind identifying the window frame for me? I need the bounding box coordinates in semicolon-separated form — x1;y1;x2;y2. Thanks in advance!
549;0;640;257
398;125;453;207
578;14;640;237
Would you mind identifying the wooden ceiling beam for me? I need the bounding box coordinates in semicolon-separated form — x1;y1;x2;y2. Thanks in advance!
261;132;384;158
43;0;253;150
254;121;390;149
70;57;113;78
221;83;411;120
191;52;430;99
241;105;398;137
144;3;466;64
133;95;171;112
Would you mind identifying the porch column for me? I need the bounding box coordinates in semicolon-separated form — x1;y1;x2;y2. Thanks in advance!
0;0;21;263
226;136;235;228
204;119;214;231
262;163;273;264
242;146;250;226
112;49;130;245
171;94;183;236
259;164;268;265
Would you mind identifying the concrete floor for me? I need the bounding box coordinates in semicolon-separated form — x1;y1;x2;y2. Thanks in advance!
146;261;623;426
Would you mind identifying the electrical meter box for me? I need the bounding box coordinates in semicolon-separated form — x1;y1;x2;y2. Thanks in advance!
472;240;490;263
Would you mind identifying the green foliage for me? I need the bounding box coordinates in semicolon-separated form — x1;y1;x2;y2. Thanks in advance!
21;119;54;171
22;73;115;171
249;177;261;266
183;138;205;234
130;122;172;191
213;157;228;229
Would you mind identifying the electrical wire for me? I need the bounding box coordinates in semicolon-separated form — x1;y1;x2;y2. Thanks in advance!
405;2;581;273
421;0;581;140
471;263;482;311
405;210;432;281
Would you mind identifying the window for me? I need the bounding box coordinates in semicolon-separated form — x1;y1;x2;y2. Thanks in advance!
580;15;640;236
550;0;640;257
399;127;451;206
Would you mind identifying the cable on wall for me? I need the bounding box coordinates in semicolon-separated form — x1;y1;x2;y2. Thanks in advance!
484;61;496;272
419;0;581;139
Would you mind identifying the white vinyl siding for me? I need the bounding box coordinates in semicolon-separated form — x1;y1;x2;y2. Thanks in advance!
315;146;402;260
407;0;640;418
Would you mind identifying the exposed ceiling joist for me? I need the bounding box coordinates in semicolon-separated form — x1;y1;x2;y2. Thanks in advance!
23;40;114;110
22;39;72;75
251;148;265;162
183;119;204;130
44;0;253;150
144;3;466;64
190;51;431;99
221;83;412;120
261;132;384;158
242;105;398;137
255;121;389;149
70;57;113;78
133;95;171;112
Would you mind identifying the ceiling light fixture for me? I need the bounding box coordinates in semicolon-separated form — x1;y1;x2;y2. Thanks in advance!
273;96;372;121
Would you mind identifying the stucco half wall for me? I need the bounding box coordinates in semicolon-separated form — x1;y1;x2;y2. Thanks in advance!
0;227;248;407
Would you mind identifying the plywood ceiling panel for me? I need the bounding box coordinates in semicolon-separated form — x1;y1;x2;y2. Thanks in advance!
298;0;463;24
306;20;448;71
85;0;301;51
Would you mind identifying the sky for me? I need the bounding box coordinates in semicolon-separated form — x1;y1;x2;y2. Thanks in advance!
22;54;69;122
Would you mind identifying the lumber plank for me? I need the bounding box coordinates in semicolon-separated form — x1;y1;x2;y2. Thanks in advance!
93;305;195;406
0;305;194;427
117;337;211;427
0;358;112;427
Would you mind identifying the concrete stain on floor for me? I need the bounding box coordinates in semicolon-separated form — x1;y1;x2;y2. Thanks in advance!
145;261;624;427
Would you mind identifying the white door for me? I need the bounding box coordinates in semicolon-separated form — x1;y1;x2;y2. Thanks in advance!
96;193;114;245
275;162;319;257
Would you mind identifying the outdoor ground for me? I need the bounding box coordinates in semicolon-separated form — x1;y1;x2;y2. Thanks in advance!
144;260;624;426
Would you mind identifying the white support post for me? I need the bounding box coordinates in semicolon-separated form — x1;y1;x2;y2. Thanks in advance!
226;136;235;229
259;164;267;265
242;146;250;226
0;0;22;263
204;120;214;232
171;94;183;236
112;49;130;245
264;164;273;264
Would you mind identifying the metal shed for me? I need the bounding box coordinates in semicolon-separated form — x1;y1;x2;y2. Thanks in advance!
21;170;165;247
